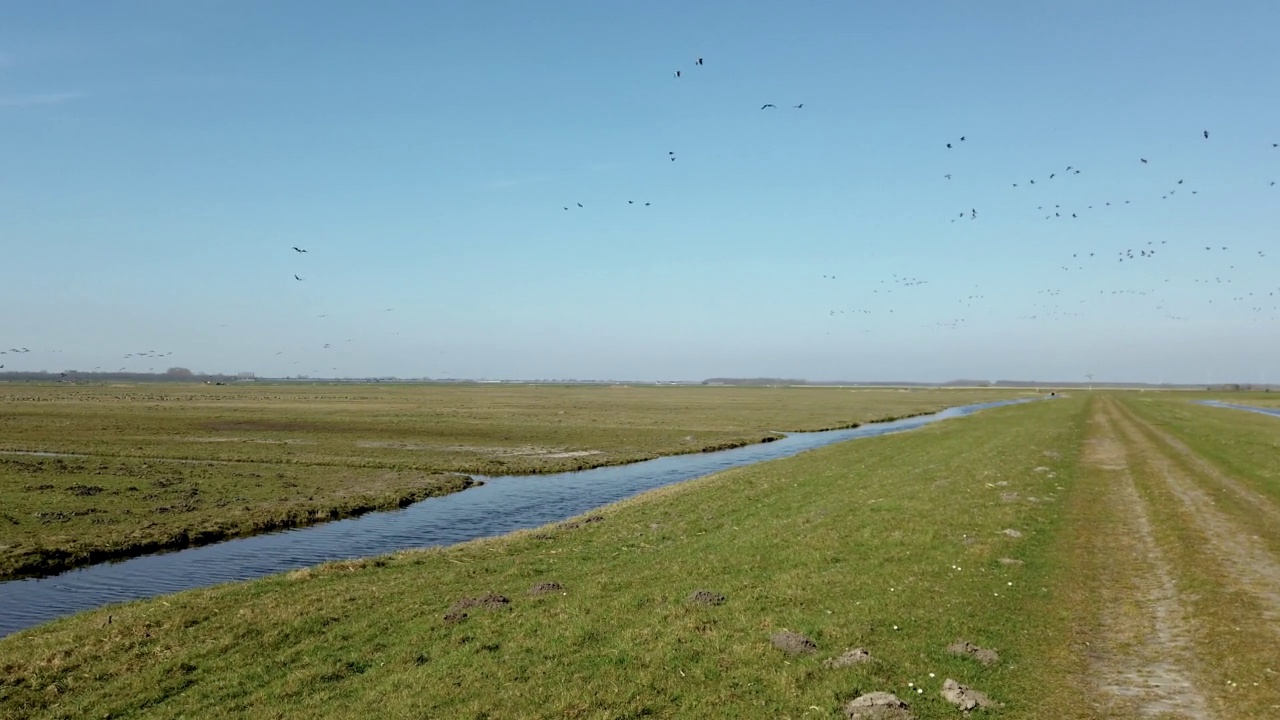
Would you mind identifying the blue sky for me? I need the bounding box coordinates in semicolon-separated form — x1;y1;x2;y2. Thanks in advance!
2;1;1278;382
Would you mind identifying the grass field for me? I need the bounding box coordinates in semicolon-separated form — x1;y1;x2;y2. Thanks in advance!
0;384;1023;580
6;391;1276;718
0;395;1088;719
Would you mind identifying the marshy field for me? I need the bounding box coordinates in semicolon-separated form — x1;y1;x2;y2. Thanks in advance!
0;384;1019;580
2;385;1279;718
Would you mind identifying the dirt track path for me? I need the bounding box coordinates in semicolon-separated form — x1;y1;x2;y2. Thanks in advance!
1079;400;1213;718
1075;397;1280;718
1110;401;1280;627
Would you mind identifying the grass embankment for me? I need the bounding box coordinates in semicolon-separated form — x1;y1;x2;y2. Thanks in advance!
0;395;1087;719
0;384;1023;580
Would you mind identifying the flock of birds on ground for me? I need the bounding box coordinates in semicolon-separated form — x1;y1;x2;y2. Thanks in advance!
4;54;1279;381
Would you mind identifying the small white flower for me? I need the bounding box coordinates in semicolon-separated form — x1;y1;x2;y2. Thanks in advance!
929;672;936;678
916;688;923;694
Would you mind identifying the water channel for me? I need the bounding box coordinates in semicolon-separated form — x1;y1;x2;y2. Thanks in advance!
0;397;1038;637
1197;399;1280;418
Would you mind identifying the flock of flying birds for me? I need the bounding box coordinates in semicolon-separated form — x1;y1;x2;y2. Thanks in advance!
0;348;175;376
4;56;1279;380
688;60;1274;343
919;125;1279;331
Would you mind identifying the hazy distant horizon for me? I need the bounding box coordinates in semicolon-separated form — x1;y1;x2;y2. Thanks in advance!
0;368;1271;389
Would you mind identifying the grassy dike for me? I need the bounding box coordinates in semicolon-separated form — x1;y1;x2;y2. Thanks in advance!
0;396;1088;719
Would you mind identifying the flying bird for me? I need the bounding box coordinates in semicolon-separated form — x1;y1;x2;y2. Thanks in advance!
793;104;804;109
1203;130;1209;139
696;58;703;66
292;246;307;253
294;274;303;281
674;70;680;78
761;104;776;109
1140;158;1148;164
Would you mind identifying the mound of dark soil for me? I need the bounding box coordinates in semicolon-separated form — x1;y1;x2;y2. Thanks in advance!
770;630;817;655
688;590;726;606
559;514;606;531
444;593;510;622
529;582;563;596
941;678;1001;710
824;648;872;668
843;691;914;719
947;640;999;666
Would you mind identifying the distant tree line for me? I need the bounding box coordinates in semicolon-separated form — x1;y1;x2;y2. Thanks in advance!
0;368;240;384
1207;383;1272;392
702;378;808;386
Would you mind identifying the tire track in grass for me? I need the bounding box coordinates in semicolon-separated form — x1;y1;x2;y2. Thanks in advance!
1124;404;1280;528
1079;400;1213;719
1110;401;1280;630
